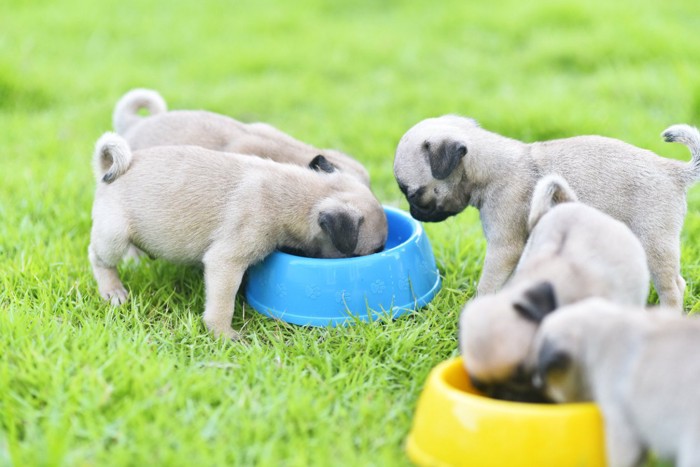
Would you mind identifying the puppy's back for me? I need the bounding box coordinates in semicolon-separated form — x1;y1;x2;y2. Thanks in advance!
520;201;649;306
619;313;700;452
531;136;689;227
100;145;249;261
123;110;245;152
548;306;700;457
120;109;371;186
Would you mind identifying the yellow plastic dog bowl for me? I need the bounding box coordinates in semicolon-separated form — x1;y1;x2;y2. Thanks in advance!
406;358;605;467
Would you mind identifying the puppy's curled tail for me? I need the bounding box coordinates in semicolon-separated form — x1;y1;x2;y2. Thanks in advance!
662;124;700;184
528;174;578;231
93;132;133;183
112;88;167;134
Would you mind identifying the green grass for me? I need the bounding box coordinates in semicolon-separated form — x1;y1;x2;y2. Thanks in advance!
1;0;699;465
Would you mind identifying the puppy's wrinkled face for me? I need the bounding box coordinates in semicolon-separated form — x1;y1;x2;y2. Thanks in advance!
460;294;539;388
533;338;579;403
289;157;386;259
459;281;558;401
393;116;478;222
315;192;387;259
533;308;593;403
299;175;387;259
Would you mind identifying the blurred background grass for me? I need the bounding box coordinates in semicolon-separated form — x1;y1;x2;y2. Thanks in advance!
1;0;699;465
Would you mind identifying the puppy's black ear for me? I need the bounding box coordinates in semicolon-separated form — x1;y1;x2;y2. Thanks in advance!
536;339;571;385
513;281;557;323
426;140;467;180
309;155;336;173
319;210;363;255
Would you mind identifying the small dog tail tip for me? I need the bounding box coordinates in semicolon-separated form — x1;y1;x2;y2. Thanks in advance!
661;124;699;144
93;132;133;183
528;174;578;231
112;88;167;134
661;124;700;183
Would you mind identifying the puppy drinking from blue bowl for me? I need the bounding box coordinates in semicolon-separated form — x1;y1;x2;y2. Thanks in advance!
88;133;387;340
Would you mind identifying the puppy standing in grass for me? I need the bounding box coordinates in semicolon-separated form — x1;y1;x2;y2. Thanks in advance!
533;298;700;467
394;116;700;309
459;175;649;399
88;133;387;339
112;88;371;186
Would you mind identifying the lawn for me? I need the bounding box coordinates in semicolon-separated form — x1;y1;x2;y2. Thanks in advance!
1;0;699;465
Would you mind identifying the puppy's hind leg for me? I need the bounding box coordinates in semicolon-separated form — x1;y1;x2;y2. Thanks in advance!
89;200;131;305
88;235;130;306
676;274;687;302
644;239;685;311
201;246;245;340
89;245;128;305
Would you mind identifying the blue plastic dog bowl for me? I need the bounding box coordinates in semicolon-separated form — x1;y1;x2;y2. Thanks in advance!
244;206;442;326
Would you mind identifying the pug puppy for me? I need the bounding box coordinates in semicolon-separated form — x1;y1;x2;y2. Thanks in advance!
394;116;700;310
459;175;649;400
88;133;387;339
113;88;371;186
533;298;700;467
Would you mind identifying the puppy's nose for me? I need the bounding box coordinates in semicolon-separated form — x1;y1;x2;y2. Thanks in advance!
407;187;426;204
408;187;437;212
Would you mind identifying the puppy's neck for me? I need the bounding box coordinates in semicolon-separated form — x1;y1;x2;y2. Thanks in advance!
472;133;530;178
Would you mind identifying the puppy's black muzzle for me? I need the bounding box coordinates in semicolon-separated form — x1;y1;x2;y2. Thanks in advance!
409;204;457;223
398;183;458;222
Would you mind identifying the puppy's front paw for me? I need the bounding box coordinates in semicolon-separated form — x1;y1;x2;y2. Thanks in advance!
203;318;241;341
102;287;129;306
213;326;241;341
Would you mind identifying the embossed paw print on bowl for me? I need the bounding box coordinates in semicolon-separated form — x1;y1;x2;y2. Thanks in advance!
244;206;442;327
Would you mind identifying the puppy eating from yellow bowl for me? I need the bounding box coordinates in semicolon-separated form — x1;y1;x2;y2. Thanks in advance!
406;358;605;467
